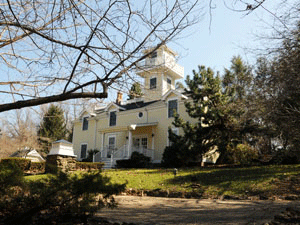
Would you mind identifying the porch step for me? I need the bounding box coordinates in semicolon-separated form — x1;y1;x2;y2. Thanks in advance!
101;158;113;169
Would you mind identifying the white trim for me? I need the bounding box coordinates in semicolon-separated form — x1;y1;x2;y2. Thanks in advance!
161;89;188;101
107;134;117;149
94;119;98;149
167;76;172;89
78;110;96;120
133;134;149;149
108;110;117;127
149;76;157;90
104;102;126;112
137;111;144;119
82;116;89;131
161;73;164;92
80;143;88;159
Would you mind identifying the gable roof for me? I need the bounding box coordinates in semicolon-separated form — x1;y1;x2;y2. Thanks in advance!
54;139;72;145
10;148;45;161
78;109;96;119
104;102;126;112
161;89;188;101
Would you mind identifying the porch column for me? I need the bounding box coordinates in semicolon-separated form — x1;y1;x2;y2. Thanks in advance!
151;127;155;159
128;130;132;158
101;132;105;157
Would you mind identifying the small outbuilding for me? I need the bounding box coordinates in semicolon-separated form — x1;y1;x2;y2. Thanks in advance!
10;148;45;162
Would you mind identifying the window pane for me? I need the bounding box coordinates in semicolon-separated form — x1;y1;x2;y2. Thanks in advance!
141;138;148;148
150;77;157;89
167;78;171;85
109;111;116;126
168;100;177;118
82;117;88;130
108;137;116;149
81;144;87;158
150;51;157;58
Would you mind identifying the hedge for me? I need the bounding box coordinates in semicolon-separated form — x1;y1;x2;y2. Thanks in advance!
29;162;45;172
0;158;31;171
76;162;104;171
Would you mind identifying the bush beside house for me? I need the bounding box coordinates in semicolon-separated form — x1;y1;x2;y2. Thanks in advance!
116;152;151;168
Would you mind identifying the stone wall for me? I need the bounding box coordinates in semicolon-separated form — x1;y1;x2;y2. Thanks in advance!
45;154;76;173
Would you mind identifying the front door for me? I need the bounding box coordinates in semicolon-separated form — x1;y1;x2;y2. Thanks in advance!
107;136;116;158
133;136;148;153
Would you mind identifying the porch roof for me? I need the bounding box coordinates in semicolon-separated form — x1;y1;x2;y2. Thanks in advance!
98;122;158;133
134;122;158;127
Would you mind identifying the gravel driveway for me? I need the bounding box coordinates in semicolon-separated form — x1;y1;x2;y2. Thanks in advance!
97;196;299;225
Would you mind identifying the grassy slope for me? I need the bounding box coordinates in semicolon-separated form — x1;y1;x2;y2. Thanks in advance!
102;165;300;198
25;165;300;198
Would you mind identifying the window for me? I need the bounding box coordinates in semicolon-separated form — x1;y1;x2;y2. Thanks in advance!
150;51;157;58
138;112;143;118
168;128;179;146
82;116;89;130
150;77;157;89
141;138;148;149
167;77;172;87
168;99;178;118
109;111;116;126
80;144;87;159
108;136;116;150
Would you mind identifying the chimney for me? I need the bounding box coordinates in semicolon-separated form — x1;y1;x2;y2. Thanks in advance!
116;91;123;105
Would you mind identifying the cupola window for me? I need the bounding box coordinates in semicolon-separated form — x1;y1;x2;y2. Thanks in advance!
150;77;157;89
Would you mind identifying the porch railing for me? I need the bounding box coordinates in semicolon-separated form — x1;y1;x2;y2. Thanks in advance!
132;147;154;159
93;145;155;165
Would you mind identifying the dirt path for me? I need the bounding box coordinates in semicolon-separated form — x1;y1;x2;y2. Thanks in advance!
97;196;299;225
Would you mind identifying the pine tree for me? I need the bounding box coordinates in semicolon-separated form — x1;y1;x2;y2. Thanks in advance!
223;56;253;101
162;66;231;167
128;82;143;100
38;104;67;152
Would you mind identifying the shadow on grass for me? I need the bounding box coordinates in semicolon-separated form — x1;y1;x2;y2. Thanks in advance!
165;165;300;196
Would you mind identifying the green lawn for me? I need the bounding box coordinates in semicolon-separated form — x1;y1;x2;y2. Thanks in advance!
102;165;300;198
25;164;300;198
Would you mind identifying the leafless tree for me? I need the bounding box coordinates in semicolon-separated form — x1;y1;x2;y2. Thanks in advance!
0;0;203;113
0;109;40;158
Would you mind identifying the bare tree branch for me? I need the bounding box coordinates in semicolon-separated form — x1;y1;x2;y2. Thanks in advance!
0;0;200;113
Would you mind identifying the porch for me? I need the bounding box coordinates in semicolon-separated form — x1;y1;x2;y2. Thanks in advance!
94;145;154;169
94;122;157;168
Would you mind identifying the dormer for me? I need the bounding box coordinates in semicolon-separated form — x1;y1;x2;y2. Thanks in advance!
136;45;184;102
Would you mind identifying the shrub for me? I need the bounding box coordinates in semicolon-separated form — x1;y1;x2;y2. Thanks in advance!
76;162;104;171
162;145;189;168
0;167;125;225
227;144;258;166
269;150;299;165
116;151;151;168
81;149;99;162
0;157;31;171
0;162;24;194
29;162;45;173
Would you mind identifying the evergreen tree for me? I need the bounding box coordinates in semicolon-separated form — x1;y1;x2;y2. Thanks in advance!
128;82;143;100
38;104;67;152
162;66;232;167
223;56;253;101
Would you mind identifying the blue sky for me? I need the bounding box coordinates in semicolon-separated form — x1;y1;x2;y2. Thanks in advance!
104;1;295;102
172;1;294;81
